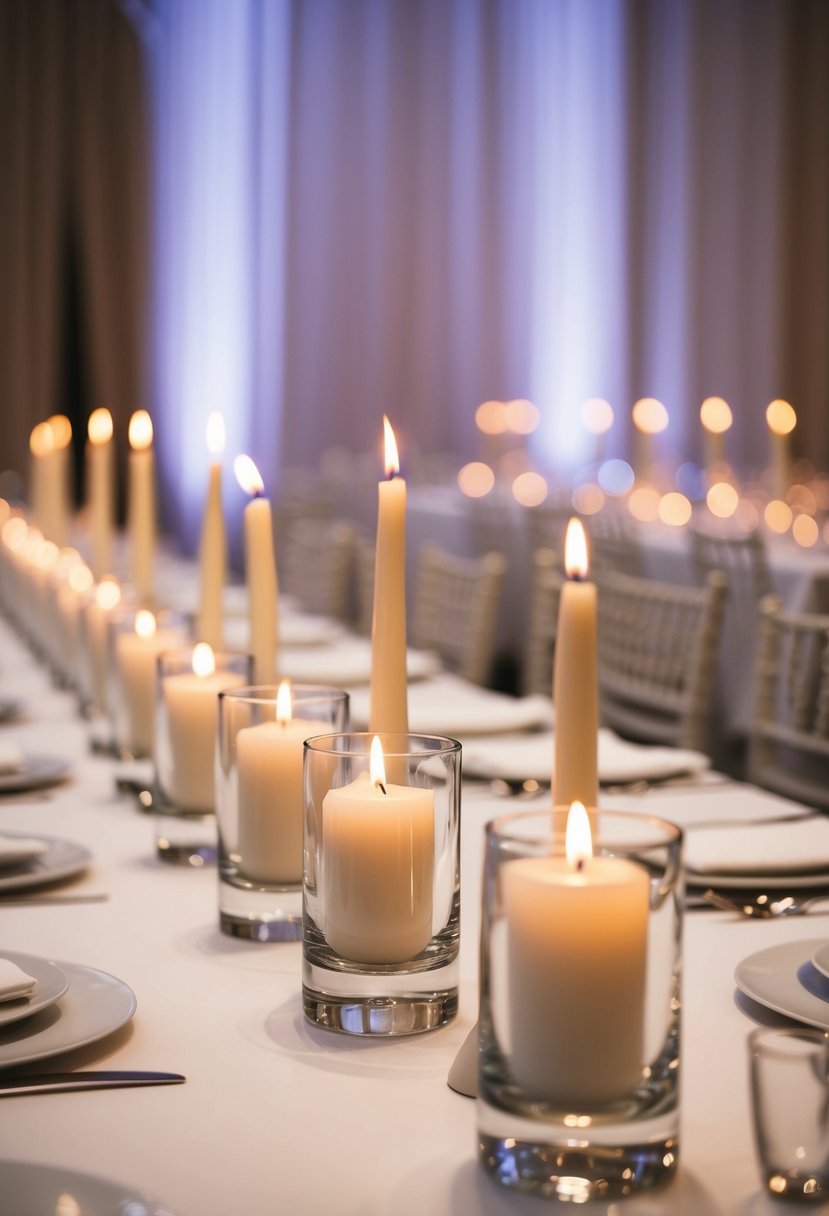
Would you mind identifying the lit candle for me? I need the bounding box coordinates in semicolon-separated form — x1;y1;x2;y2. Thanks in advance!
128;410;155;602
47;415;73;548
236;680;318;883
699;396;732;480
85;576;122;713
86;408;114;578
322;736;433;963
234;455;278;684
553;519;598;809
503;802;649;1106
631;397;668;485
28;422;54;536
56;558;94;684
114;609;185;757
198;412;227;649
161;644;246;812
369;417;408;734
766;399;796;501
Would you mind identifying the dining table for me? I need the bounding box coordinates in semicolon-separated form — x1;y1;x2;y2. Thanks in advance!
1;605;827;1216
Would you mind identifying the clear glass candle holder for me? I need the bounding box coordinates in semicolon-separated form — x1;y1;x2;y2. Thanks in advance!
216;684;349;941
108;606;190;760
478;807;683;1202
153;647;252;865
302;732;461;1037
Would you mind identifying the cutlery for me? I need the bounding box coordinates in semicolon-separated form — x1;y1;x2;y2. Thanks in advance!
0;1070;185;1097
0;893;109;906
703;889;829;919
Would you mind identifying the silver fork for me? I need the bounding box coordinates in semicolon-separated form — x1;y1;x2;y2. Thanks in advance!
703;889;829;918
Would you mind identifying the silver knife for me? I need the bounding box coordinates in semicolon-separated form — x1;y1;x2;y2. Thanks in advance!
0;1070;185;1096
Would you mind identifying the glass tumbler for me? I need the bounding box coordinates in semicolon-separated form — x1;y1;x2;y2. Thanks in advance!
303;732;461;1036
216;684;349;940
478;807;683;1202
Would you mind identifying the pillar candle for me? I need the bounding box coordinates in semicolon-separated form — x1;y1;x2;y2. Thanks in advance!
369;416;408;735
86;408;114;579
503;803;649;1107
128;410;155;602
161;645;245;812
766;399;797;502
198;412;227;649
236;680;317;883
28;422;53;535
85;576;121;713
48;415;73;550
553;518;598;809
234;455;278;684
322;737;433;964
114;610;185;757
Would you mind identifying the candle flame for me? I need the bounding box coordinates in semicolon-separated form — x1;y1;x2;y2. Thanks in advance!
128;410;154;451
206;412;226;456
135;609;156;639
370;735;387;790
95;577;121;610
766;399;796;437
35;539;60;571
69;564;94;594
29;421;54;457
192;642;215;678
632;397;669;435
383;416;400;479
2;517;28;553
564;517;589;580
276;678;292;725
88;408;113;445
565;801;592;868
48;415;72;449
234;454;264;497
699;397;732;435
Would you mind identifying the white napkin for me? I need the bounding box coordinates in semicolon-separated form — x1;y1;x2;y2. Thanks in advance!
224;613;346;651
0;959;38;1003
686;816;829;876
280;639;441;687
461;728;709;784
350;674;554;736
0;834;49;870
0;740;25;775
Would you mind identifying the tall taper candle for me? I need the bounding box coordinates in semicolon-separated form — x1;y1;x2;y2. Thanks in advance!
198;412;226;648
553;518;598;808
87;408;114;578
234;454;278;683
128;410;155;602
369;416;408;734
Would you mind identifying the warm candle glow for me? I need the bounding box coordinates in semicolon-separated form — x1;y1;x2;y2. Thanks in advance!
69;564;94;595
582;397;614;435
29;421;54;456
88;408;113;445
48;415;72;449
564;517;589;580
234;454;264;497
506;398;541;434
700;397;733;434
383;416;400;479
658;491;692;527
766;399;797;437
135;609;157;639
2;517;27;552
571;484;605;515
457;461;495;498
35;539;60;571
632;397;669;435
475;400;508;435
370;735;387;789
128;410;154;451
95;576;122;610
628;485;661;522
512;471;548;507
192;642;216;678
706;481;739;519
793;514;819;548
206;412;226;456
565;801;592;867
276;678;292;725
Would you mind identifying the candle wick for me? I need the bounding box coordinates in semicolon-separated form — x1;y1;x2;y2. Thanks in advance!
377;781;387;796
576;857;585;873
569;572;586;583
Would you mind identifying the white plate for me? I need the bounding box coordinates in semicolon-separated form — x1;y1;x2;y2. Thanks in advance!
0;755;71;794
0;954;70;1028
735;939;829;1031
0;1160;177;1216
0;957;136;1070
0;834;91;893
812;942;829;980
687;868;829;891
0;836;49;869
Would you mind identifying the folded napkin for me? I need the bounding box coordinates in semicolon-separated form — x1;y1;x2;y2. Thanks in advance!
0;741;24;774
461;728;709;785
0;834;49;870
224;613;345;651
686;816;829;876
350;674;554;737
0;959;37;1003
280;639;441;687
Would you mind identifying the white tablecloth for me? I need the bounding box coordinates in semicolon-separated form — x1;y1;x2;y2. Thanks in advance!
0;613;823;1215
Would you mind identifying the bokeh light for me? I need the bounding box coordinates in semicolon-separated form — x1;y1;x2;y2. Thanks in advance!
581;398;614;435
512;471;548;507
598;459;635;496
764;500;793;534
788;484;817;515
735;499;761;532
706;481;739;519
632;397;669;435
675;461;707;501
571;484;605;515
628;485;661;522
658;492;692;527
766;399;796;436
457;461;495;498
475;400;508;435
505;399;541;435
699;397;733;434
792;514;819;547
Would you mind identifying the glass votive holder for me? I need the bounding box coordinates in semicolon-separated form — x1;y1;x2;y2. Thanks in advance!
153;646;252;865
478;807;683;1202
108;606;190;759
302;732;461;1037
750;1026;829;1202
215;684;350;941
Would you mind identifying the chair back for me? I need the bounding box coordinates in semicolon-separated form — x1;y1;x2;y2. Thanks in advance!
411;545;506;686
587;510;645;577
279;520;355;621
597;568;727;753
748;595;829;810
523;548;563;696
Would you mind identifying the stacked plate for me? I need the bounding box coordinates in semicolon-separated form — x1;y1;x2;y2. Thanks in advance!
0;832;91;894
